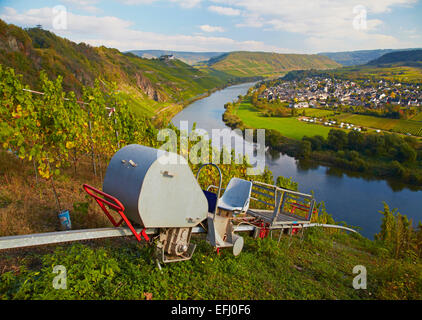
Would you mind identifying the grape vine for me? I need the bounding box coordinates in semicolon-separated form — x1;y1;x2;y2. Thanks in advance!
0;64;157;209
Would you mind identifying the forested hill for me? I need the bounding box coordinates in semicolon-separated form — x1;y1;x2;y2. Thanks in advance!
318;48;422;66
206;51;341;78
0;19;237;117
318;49;397;66
366;49;422;67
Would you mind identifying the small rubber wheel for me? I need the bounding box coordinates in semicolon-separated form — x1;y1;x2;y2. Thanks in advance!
232;235;244;256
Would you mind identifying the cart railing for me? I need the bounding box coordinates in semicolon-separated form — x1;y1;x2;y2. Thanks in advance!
249;181;316;225
207;180;316;224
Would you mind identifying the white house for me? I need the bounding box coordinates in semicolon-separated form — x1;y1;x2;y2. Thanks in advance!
290;102;309;109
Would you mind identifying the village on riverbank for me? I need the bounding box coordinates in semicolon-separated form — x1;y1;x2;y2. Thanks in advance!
258;77;421;110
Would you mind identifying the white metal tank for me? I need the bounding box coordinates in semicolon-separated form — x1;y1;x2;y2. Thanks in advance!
102;144;208;228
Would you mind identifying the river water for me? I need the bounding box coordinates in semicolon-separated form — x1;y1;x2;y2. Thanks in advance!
172;82;422;238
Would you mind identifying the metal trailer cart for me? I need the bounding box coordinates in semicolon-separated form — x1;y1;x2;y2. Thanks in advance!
206;180;316;241
246;181;316;241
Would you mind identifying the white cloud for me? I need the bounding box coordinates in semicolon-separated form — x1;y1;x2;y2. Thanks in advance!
200;24;225;32
235;13;264;28
170;0;202;8
208;5;241;16
62;0;101;14
212;0;419;51
0;7;289;52
0;7;133;39
117;0;201;8
2;1;419;53
118;0;159;4
400;28;421;40
306;33;407;52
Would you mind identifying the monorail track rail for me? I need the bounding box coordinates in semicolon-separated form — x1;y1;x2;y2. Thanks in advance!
0;223;357;251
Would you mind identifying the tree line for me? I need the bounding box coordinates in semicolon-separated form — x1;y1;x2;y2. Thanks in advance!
298;129;422;185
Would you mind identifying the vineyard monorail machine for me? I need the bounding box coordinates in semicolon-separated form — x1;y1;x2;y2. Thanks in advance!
0;144;358;263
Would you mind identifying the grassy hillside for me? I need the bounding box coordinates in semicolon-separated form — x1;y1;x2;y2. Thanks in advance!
0;137;421;300
0;20;236;118
1;228;421;300
207;51;341;78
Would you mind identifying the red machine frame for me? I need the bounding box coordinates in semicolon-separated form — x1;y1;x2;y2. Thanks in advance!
83;184;149;242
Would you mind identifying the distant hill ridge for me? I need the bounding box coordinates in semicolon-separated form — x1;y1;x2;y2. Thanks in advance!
206;51;341;78
127;50;225;65
318;48;422;66
366;49;422;66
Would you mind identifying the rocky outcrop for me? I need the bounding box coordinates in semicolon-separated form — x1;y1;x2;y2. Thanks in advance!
135;72;166;102
0;36;31;57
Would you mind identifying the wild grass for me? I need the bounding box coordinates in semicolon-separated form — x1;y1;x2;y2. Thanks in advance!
1;229;421;299
0;150;111;237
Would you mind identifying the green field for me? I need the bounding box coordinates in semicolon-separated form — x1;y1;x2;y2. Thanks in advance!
323;65;422;83
333;114;398;130
234;102;332;140
344;66;422;83
234;99;422;139
333;113;422;136
300;108;336;118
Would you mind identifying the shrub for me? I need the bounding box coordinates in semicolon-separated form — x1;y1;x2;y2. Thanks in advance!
375;202;421;259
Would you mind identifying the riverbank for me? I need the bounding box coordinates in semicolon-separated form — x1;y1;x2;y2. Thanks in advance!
156;76;263;126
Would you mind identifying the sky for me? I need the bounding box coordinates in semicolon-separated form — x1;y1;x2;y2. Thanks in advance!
0;0;421;54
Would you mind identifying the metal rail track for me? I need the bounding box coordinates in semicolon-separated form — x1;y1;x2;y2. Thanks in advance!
0;225;254;250
0;224;357;251
303;223;359;233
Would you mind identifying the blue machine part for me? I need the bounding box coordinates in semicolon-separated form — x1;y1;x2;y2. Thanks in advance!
203;190;217;213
